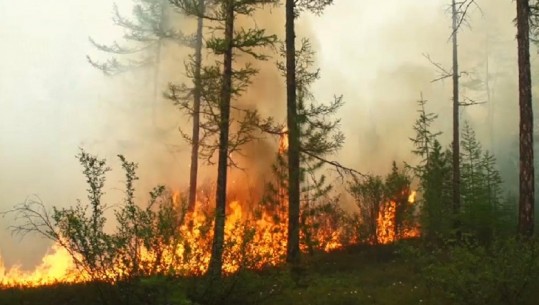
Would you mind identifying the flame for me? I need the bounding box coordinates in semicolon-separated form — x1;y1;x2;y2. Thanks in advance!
279;127;288;153
0;244;86;287
1;188;420;287
376;190;420;244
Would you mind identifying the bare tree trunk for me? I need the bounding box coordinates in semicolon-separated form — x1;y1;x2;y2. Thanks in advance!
188;0;205;213
517;0;534;238
152;0;168;128
286;0;301;265
451;0;461;235
207;0;233;280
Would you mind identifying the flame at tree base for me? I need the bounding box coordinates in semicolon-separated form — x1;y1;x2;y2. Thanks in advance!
0;191;419;288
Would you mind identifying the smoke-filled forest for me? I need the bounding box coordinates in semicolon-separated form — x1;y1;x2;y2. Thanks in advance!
1;0;539;304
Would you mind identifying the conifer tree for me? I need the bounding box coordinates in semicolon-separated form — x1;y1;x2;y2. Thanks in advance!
265;38;344;253
385;162;412;240
516;0;534;237
174;0;277;279
460;122;504;242
285;0;335;265
409;96;451;241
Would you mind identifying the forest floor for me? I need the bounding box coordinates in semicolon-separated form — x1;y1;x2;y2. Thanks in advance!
1;242;538;305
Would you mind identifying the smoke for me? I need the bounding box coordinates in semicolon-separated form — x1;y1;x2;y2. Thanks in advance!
0;0;527;270
308;0;520;176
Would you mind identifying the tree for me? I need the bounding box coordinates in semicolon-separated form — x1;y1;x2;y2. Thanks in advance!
409;95;442;171
88;0;186;125
285;0;334;266
516;0;534;237
385;162;413;240
175;0;277;279
408;96;452;241
422;140;453;241
427;0;479;237
4;150;184;287
460;122;504;242
450;0;461;236
167;0;207;213
263;38;344;254
187;0;205;213
349;175;385;244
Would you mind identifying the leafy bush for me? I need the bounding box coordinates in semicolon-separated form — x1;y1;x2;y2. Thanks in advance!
419;238;539;305
6;149;187;303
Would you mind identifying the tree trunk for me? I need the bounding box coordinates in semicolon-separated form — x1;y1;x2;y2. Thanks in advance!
207;0;234;280
451;0;461;236
188;0;205;213
516;0;534;238
286;0;301;265
152;0;168;128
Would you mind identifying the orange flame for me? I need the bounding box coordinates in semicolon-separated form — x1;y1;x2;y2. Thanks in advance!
279;127;288;153
376;190;419;244
1;189;419;287
0;244;86;287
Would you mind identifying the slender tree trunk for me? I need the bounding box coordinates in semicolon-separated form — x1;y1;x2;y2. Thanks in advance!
152;40;163;128
188;0;205;213
207;0;234;280
152;0;168;128
485;34;494;151
516;0;534;237
451;0;461;235
285;0;301;265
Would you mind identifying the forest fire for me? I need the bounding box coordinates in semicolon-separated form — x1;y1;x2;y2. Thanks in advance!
0;188;418;288
377;191;419;244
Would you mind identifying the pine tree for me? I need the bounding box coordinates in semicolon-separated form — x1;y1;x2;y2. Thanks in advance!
285;0;335;265
168;0;207;212
176;0;277;279
516;0;535;238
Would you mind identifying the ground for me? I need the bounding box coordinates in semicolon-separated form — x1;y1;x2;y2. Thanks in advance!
1;242;538;305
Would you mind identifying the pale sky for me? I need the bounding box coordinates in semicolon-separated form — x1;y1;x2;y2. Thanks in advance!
0;0;521;269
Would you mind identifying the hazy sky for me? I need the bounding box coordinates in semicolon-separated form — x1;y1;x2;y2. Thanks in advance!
0;0;521;269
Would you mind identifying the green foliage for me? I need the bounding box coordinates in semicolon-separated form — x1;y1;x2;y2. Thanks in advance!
419;140;453;241
8;149;186;285
385;162;414;239
409;95;442;173
261;38;345;254
167;0;278;167
349;175;385;244
460;122;507;242
408;96;453;242
186;269;293;305
348;163;413;244
420;238;539;305
409;99;508;243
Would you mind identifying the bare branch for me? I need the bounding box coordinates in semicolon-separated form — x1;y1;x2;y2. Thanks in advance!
300;149;366;179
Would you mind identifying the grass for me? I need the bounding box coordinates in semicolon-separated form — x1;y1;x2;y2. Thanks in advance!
1;242;538;305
